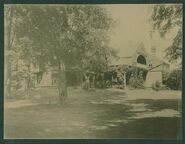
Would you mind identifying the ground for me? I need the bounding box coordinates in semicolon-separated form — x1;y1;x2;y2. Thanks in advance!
4;88;181;139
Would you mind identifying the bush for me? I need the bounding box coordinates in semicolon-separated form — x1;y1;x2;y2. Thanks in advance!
152;81;162;91
129;71;145;89
164;69;182;90
152;80;170;91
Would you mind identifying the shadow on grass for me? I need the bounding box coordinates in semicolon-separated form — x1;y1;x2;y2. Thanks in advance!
129;99;181;111
92;117;181;139
4;89;181;139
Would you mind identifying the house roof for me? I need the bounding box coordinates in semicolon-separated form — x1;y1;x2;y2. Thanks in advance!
118;42;148;57
110;42;170;68
109;57;132;66
148;54;170;66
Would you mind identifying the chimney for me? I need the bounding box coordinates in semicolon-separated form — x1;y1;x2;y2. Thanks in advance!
151;46;156;56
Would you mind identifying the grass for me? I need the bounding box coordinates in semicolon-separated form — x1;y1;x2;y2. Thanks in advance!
4;88;181;139
129;99;181;111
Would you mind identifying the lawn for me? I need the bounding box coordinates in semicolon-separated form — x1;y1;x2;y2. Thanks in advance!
4;88;181;139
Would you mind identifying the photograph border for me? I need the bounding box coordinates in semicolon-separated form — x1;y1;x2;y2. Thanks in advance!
0;0;184;144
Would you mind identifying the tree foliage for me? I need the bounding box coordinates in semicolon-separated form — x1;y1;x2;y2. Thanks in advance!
12;5;115;71
150;4;182;63
163;69;182;90
5;5;116;100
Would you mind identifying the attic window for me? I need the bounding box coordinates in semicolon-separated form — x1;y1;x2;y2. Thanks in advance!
137;55;146;65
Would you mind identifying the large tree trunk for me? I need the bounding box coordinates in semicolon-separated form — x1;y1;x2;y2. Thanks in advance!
80;70;84;89
26;64;31;97
58;60;67;104
83;72;90;90
5;7;13;98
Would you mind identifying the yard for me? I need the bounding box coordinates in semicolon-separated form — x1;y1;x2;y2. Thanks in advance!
4;88;181;139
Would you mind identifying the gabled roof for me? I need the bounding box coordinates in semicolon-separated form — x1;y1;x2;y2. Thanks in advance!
110;42;147;66
148;54;170;66
109;56;132;66
135;42;148;56
110;42;170;68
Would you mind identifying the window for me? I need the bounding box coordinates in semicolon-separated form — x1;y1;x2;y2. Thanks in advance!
137;55;146;65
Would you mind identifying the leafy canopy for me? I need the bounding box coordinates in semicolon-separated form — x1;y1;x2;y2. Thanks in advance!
150;4;182;64
11;5;116;72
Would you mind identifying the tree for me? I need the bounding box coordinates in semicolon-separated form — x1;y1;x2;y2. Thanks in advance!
150;4;182;64
164;69;182;90
16;37;37;97
10;5;115;103
5;6;38;98
4;6;15;98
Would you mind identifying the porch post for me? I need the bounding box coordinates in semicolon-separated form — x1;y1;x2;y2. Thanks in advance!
124;71;126;88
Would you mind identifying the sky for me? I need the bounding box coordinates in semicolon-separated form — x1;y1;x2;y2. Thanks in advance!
102;4;178;60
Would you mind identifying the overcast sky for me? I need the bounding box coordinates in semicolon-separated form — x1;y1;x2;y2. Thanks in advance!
103;4;178;59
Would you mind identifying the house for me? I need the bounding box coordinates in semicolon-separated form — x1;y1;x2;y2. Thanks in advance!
32;64;81;87
109;43;170;87
31;42;170;88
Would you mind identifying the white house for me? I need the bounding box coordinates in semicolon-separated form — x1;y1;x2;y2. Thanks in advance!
110;43;170;87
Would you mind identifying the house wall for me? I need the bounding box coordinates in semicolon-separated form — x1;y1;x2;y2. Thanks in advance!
39;71;53;86
145;71;162;87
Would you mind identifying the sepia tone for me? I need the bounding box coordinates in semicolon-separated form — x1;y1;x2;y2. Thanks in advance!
4;4;182;139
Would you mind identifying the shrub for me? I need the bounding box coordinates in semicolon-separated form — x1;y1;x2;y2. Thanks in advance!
129;70;145;89
164;69;182;90
152;80;162;91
